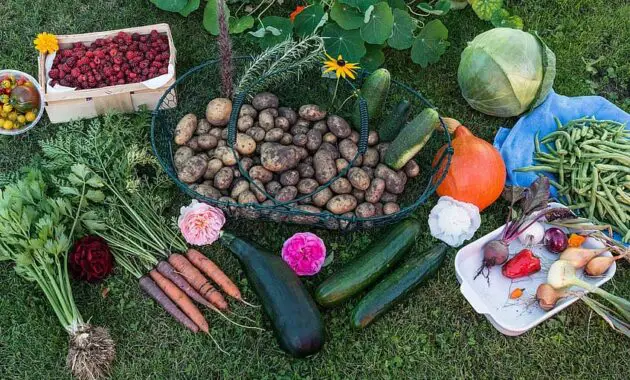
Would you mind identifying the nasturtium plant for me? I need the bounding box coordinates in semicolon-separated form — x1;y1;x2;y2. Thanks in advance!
294;4;327;38
360;2;394;45
330;2;364;30
387;0;406;10
339;0;379;12
388;8;416;50
470;0;503;21
178;0;200;17
151;0;188;12
229;15;255;34
321;23;366;62
361;44;386;71
411;19;449;68
490;8;524;30
417;0;451;16
253;16;294;49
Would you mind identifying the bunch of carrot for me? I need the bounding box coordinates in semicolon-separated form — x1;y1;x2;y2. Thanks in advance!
139;248;254;334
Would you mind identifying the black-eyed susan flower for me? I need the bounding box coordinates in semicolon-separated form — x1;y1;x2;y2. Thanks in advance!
323;53;359;79
34;32;59;54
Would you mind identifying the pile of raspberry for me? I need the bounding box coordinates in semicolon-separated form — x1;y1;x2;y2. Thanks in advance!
48;30;170;90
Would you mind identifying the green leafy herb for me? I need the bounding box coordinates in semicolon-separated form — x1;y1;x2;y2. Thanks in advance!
410;19;449;68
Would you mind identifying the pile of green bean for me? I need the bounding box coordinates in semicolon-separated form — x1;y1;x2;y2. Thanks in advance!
518;117;629;242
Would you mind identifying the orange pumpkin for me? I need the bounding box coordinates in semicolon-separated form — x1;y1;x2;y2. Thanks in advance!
432;125;506;211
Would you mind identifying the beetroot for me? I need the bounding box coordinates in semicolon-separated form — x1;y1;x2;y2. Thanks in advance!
49;30;169;89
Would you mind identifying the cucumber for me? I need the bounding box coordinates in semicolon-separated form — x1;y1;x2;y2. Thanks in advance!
220;232;324;358
351;68;391;130
378;99;411;142
383;107;439;170
351;243;448;329
314;219;421;307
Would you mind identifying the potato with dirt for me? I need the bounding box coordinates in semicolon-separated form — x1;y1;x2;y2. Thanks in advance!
265;180;282;196
278;107;298;125
214;146;239;166
326;194;358;214
383;202;400;215
275;116;291;131
290;205;322;224
306;129;323;152
330;178;352;194
174;146;194;171
175;114;197;145
327;115;351;138
249;165;273;183
313;120;328;135
250;179;267;202
312;188;333;207
237;115;254;132
196;119;212;135
347;167;371;191
297;178;319;194
203;158;223;180
178;155;208;184
264;128;284;142
213;167;234;190
323;133;337;144
280;133;293;145
339;139;360;164
238;191;259;205
209;127;223;139
297;162;315;178
318;142;340;160
240;157;254;172
404;160;420;178
252;92;279;111
280;170;300;186
291;121;310;135
276;186;298;202
258;108;276;131
352;189;365;203
197;134;218;150
299;104;327;121
367;130;379;146
314;150;337;184
239;104;258;118
231;178;250;199
365;178;385;203
196;183;221;199
246;126;266;142
375;164;404;194
356;202;376;218
362;148;379;167
206;98;232;126
261;143;300;172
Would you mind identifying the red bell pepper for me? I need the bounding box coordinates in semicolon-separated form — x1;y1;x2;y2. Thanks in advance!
502;249;541;279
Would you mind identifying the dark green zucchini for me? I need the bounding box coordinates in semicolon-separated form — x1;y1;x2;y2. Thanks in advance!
378;99;411;142
220;232;324;358
351;243;448;329
314;219;421;308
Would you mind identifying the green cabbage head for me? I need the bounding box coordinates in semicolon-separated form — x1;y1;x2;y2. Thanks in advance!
458;28;556;117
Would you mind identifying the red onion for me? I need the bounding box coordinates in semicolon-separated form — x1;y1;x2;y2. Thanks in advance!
543;227;568;253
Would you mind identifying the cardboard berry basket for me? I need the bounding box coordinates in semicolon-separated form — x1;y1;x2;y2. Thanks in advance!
37;23;177;124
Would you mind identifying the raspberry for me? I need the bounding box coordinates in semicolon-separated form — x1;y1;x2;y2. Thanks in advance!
90;62;96;69
71;68;81;77
151;61;162;68
141;68;149;76
80;65;91;73
149;66;158;74
139;60;150;69
113;56;123;65
132;33;140;41
158;67;168;75
128;72;137;79
86;51;94;58
117;78;125;85
113;64;121;72
109;48;118;57
126;51;136;60
49;68;60;79
95;50;106;59
58;69;66;78
139;35;148;43
117;71;124;79
73;42;83;49
60;79;70;86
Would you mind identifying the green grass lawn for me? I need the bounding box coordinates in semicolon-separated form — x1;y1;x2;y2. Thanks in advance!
1;0;629;378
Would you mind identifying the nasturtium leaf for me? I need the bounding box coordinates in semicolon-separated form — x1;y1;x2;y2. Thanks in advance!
229;15;255;34
490;8;524;30
257;16;293;49
470;0;503;21
151;0;187;12
410;19;449;68
388;8;415;50
361;44;386;70
330;2;364;30
339;0;378;12
203;0;230;35
294;4;326;38
387;0;407;10
322;23;366;62
418;0;451;15
360;2;394;45
178;0;200;17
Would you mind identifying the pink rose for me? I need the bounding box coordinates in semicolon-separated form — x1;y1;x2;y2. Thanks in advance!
178;200;226;246
281;232;326;276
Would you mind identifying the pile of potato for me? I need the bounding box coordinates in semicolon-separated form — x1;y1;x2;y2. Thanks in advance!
173;92;420;226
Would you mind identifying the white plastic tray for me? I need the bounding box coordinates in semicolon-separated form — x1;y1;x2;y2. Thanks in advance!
455;204;616;336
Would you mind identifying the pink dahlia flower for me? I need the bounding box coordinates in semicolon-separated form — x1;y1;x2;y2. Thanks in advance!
178;200;226;246
281;232;326;276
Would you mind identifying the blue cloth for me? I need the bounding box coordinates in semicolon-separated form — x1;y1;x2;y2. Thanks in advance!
493;90;630;243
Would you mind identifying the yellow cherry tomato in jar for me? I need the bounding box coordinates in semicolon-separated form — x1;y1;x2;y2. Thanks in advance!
25;111;36;122
2;104;12;113
3;120;14;130
17;115;26;124
1;79;11;89
8;112;17;121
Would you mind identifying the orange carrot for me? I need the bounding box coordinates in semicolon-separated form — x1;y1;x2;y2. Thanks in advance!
168;254;229;310
186;248;243;302
150;269;209;333
139;275;198;333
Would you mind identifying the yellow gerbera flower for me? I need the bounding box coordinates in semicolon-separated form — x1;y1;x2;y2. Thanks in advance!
34;32;59;54
323;53;359;79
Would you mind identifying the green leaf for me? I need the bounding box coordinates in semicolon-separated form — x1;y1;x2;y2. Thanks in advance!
83;219;106;232
70;164;89;180
294;4;326;38
86;190;105;203
322;23;366;62
360;44;386;70
150;0;188;12
203;0;230;36
417;0;451;15
360;2;394;45
490;8;524;29
387;0;407;10
330;2;363;30
410;19;449;68
178;0;200;17
339;0;378;12
388;8;416;50
59;186;80;197
229;15;255;34
68;174;83;186
470;0;503;21
86;175;104;188
255;16;293;49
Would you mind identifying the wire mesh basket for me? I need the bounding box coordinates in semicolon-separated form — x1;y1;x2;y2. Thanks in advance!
151;57;453;230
